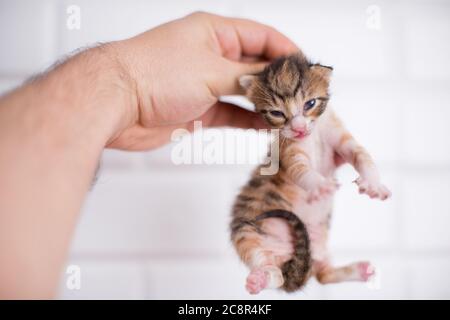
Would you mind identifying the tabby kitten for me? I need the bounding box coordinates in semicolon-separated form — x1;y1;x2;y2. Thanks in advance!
230;53;391;294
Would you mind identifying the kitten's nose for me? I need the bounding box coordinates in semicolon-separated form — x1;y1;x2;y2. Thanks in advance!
292;127;307;137
291;116;307;133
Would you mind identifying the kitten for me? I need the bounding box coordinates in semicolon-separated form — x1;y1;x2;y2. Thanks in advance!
230;53;391;294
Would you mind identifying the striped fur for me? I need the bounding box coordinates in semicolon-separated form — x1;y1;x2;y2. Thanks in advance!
255;210;311;292
230;157;312;292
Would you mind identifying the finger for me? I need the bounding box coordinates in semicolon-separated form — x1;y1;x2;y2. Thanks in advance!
213;15;299;61
196;101;268;129
107;102;270;151
212;60;267;96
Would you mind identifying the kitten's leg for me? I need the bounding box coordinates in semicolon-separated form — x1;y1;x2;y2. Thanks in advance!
245;245;288;294
235;235;285;294
332;120;391;200
308;221;374;284
282;143;338;203
246;264;284;294
236;218;293;294
314;260;375;284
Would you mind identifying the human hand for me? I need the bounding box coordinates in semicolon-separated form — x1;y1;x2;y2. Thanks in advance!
0;13;297;297
105;12;298;150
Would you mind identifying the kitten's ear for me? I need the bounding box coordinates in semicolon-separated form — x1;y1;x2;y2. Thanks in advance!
239;75;257;91
310;64;333;80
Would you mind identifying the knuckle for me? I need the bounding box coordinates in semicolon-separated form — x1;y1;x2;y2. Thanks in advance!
187;11;210;21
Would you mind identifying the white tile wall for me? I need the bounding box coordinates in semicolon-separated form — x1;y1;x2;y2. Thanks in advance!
331;81;400;164
403;1;450;80
330;166;398;250
403;171;450;250
0;0;57;75
1;0;450;299
401;82;450;166
409;257;450;299
234;0;398;79
71;170;233;255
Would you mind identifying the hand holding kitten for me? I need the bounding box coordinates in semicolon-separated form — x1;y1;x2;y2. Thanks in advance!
0;12;299;297
106;12;299;150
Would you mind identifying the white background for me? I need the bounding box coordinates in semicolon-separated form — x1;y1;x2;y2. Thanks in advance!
1;0;450;299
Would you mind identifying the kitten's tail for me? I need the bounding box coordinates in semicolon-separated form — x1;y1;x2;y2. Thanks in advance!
256;209;311;292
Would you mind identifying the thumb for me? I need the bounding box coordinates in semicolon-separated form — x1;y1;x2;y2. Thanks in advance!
209;60;267;97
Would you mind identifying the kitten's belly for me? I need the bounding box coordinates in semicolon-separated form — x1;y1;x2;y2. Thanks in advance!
291;192;333;261
292;193;333;226
289;138;336;225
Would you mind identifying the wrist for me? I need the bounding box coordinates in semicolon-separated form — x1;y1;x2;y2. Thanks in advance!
109;36;156;128
34;43;138;148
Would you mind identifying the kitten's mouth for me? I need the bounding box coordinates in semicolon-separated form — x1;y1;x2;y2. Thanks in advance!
294;131;309;139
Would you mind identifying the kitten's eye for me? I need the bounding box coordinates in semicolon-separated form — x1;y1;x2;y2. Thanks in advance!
269;110;285;118
304;99;316;111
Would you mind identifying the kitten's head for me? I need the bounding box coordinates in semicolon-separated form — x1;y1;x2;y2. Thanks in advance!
240;53;332;139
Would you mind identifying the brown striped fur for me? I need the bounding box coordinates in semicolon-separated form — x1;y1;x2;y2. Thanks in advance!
231;141;313;293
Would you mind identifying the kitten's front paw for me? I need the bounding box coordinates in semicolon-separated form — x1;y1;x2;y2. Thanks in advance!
354;177;391;200
307;178;339;204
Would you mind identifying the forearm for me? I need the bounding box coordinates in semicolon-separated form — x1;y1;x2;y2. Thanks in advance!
283;150;321;190
352;148;379;180
287;163;318;189
337;135;379;180
0;45;133;298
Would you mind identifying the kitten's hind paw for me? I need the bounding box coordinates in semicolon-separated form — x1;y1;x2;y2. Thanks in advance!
246;269;268;295
357;261;376;282
354;177;391;200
